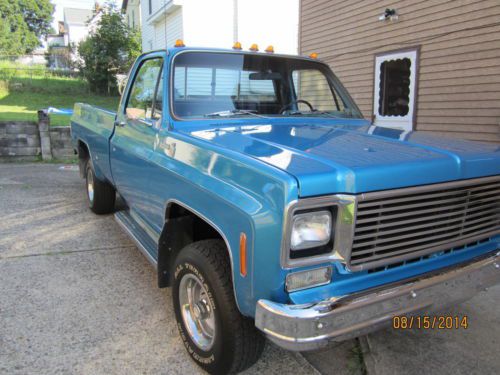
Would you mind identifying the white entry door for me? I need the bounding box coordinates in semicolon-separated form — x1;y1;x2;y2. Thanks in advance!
373;49;418;131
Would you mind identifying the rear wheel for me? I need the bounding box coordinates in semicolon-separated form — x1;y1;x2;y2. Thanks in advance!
172;240;265;374
85;161;115;214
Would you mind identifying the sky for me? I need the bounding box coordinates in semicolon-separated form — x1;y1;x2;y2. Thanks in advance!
50;0;121;31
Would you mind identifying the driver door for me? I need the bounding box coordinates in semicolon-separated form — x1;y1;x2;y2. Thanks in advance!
110;55;165;229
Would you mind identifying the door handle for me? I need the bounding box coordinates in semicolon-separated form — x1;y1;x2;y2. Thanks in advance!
114;120;126;127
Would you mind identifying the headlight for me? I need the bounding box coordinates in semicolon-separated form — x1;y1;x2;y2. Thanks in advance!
290;211;332;251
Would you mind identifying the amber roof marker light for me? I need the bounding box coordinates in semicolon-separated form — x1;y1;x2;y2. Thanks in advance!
265;45;274;53
249;43;259;52
233;41;242;50
309;52;318;59
174;39;185;47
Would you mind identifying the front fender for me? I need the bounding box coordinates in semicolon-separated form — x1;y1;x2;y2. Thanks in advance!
150;132;299;316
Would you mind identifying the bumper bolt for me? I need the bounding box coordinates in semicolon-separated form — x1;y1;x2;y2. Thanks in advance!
494;263;499;269
410;291;417;298
317;322;324;329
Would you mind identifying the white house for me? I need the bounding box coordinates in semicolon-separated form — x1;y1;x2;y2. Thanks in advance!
63;8;95;48
140;0;298;54
122;0;142;29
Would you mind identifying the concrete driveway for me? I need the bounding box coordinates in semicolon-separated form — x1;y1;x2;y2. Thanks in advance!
1;163;499;375
0;163;317;375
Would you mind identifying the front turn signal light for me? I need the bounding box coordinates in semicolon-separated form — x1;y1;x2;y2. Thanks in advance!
286;266;332;292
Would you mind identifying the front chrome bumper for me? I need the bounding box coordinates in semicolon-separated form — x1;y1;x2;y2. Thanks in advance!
255;251;500;351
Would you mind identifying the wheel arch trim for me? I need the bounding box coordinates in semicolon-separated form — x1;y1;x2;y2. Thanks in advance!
161;198;242;312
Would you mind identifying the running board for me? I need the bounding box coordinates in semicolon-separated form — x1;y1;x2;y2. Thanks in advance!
115;210;158;268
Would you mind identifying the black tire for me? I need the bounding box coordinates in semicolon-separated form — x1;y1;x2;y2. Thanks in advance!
84;160;115;214
172;240;265;374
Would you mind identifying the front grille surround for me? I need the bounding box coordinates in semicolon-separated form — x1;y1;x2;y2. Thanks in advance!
348;176;500;271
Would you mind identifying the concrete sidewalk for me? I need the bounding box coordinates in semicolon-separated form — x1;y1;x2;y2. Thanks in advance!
360;285;500;375
1;163;498;375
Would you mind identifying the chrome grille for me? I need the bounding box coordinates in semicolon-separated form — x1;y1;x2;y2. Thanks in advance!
349;176;500;270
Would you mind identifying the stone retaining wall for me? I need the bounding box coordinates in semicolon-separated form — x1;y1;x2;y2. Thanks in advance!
0;122;41;160
49;127;74;159
0;110;74;161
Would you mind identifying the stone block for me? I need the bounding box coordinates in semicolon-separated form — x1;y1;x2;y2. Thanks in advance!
51;139;65;149
6;123;34;134
0;146;40;156
26;135;40;147
49;132;60;141
38;121;49;132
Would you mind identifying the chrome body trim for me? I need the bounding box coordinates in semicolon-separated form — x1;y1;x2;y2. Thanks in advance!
281;176;499;271
115;212;158;269
168;49;362;123
280;194;357;269
255;251;500;351
350;175;500;271
163;199;241;311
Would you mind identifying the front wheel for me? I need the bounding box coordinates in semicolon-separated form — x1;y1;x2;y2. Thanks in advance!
172;240;265;374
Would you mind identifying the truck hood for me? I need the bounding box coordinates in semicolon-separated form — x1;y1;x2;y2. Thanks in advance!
183;121;500;197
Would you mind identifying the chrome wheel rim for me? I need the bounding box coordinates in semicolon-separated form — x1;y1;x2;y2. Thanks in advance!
179;273;216;351
86;168;94;203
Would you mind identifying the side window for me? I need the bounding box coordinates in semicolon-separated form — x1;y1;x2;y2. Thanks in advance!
126;58;163;121
373;49;418;131
152;72;163;120
292;69;345;112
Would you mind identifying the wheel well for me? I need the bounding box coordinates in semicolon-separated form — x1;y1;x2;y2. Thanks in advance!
77;140;90;178
157;202;226;287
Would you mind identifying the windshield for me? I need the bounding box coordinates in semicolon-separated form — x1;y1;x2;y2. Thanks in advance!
171;52;363;119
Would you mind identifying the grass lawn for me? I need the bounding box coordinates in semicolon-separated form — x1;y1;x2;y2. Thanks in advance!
0;76;120;126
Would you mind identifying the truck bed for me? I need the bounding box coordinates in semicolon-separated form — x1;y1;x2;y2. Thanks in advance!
71;103;117;183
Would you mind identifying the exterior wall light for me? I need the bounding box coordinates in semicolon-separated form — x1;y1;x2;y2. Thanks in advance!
379;8;398;22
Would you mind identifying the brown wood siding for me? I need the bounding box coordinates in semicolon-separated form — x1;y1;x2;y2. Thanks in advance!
299;0;500;143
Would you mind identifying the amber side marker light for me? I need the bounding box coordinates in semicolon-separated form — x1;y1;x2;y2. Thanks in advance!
233;41;242;50
239;232;247;277
309;52;318;59
265;45;274;53
174;39;185;47
249;43;259;52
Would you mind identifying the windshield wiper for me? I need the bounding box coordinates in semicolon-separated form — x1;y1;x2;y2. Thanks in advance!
286;110;348;119
204;109;268;119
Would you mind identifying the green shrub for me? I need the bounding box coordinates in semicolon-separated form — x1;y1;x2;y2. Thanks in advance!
78;6;141;95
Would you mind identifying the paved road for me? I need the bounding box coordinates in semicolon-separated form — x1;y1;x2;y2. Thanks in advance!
0;163;318;375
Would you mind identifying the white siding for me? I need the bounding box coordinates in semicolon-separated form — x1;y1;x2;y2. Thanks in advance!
140;0;155;51
154;8;183;49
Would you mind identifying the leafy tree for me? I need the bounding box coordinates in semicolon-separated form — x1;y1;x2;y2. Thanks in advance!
0;0;54;55
78;6;141;94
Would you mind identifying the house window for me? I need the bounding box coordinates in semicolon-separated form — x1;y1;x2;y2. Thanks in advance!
148;0;152;15
373;48;418;131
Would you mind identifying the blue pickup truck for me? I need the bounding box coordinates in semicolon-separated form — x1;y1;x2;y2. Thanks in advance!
71;45;500;374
